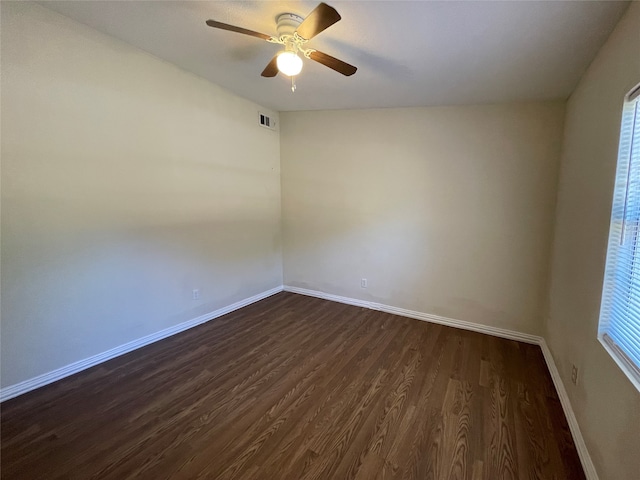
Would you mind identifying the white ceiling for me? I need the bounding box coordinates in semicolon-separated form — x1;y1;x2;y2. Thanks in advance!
41;0;629;112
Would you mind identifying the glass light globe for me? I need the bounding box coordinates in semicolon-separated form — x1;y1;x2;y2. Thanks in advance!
277;51;303;77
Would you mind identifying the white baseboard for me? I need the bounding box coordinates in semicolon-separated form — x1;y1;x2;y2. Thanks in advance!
283;285;598;479
283;285;541;344
539;339;599;480
0;286;284;403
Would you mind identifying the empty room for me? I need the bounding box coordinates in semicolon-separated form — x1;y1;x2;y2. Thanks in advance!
1;1;639;479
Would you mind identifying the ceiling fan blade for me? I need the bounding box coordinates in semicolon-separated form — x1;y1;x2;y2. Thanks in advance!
261;56;279;77
205;20;271;41
309;50;357;76
295;3;341;40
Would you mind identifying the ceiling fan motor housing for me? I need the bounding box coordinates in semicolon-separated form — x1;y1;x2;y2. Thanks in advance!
276;13;304;40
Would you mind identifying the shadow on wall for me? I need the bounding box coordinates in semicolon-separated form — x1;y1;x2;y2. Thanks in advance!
1;199;282;387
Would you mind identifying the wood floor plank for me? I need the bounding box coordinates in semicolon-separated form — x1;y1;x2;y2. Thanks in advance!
1;292;586;480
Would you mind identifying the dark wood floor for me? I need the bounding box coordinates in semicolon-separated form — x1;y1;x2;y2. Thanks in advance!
1;292;584;480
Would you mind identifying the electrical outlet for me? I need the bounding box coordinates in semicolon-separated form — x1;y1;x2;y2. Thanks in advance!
192;289;200;300
361;278;367;288
571;364;578;385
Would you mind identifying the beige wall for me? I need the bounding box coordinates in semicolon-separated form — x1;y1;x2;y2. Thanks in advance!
1;3;282;388
281;103;564;335
545;3;640;479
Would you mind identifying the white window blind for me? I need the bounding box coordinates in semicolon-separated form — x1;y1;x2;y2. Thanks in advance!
599;83;640;391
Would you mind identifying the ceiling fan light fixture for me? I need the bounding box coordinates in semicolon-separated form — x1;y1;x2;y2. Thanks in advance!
276;51;303;77
206;3;357;82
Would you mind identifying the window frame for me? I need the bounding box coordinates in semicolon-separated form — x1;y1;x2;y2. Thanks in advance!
598;82;640;392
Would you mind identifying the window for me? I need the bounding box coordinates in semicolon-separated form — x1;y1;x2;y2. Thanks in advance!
599;83;640;391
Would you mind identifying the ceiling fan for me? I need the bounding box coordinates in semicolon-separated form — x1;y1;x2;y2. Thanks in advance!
205;2;357;91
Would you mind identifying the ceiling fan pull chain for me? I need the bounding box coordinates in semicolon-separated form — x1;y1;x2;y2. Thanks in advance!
291;76;297;93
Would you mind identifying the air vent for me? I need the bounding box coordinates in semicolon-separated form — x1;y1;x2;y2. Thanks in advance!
258;112;276;130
